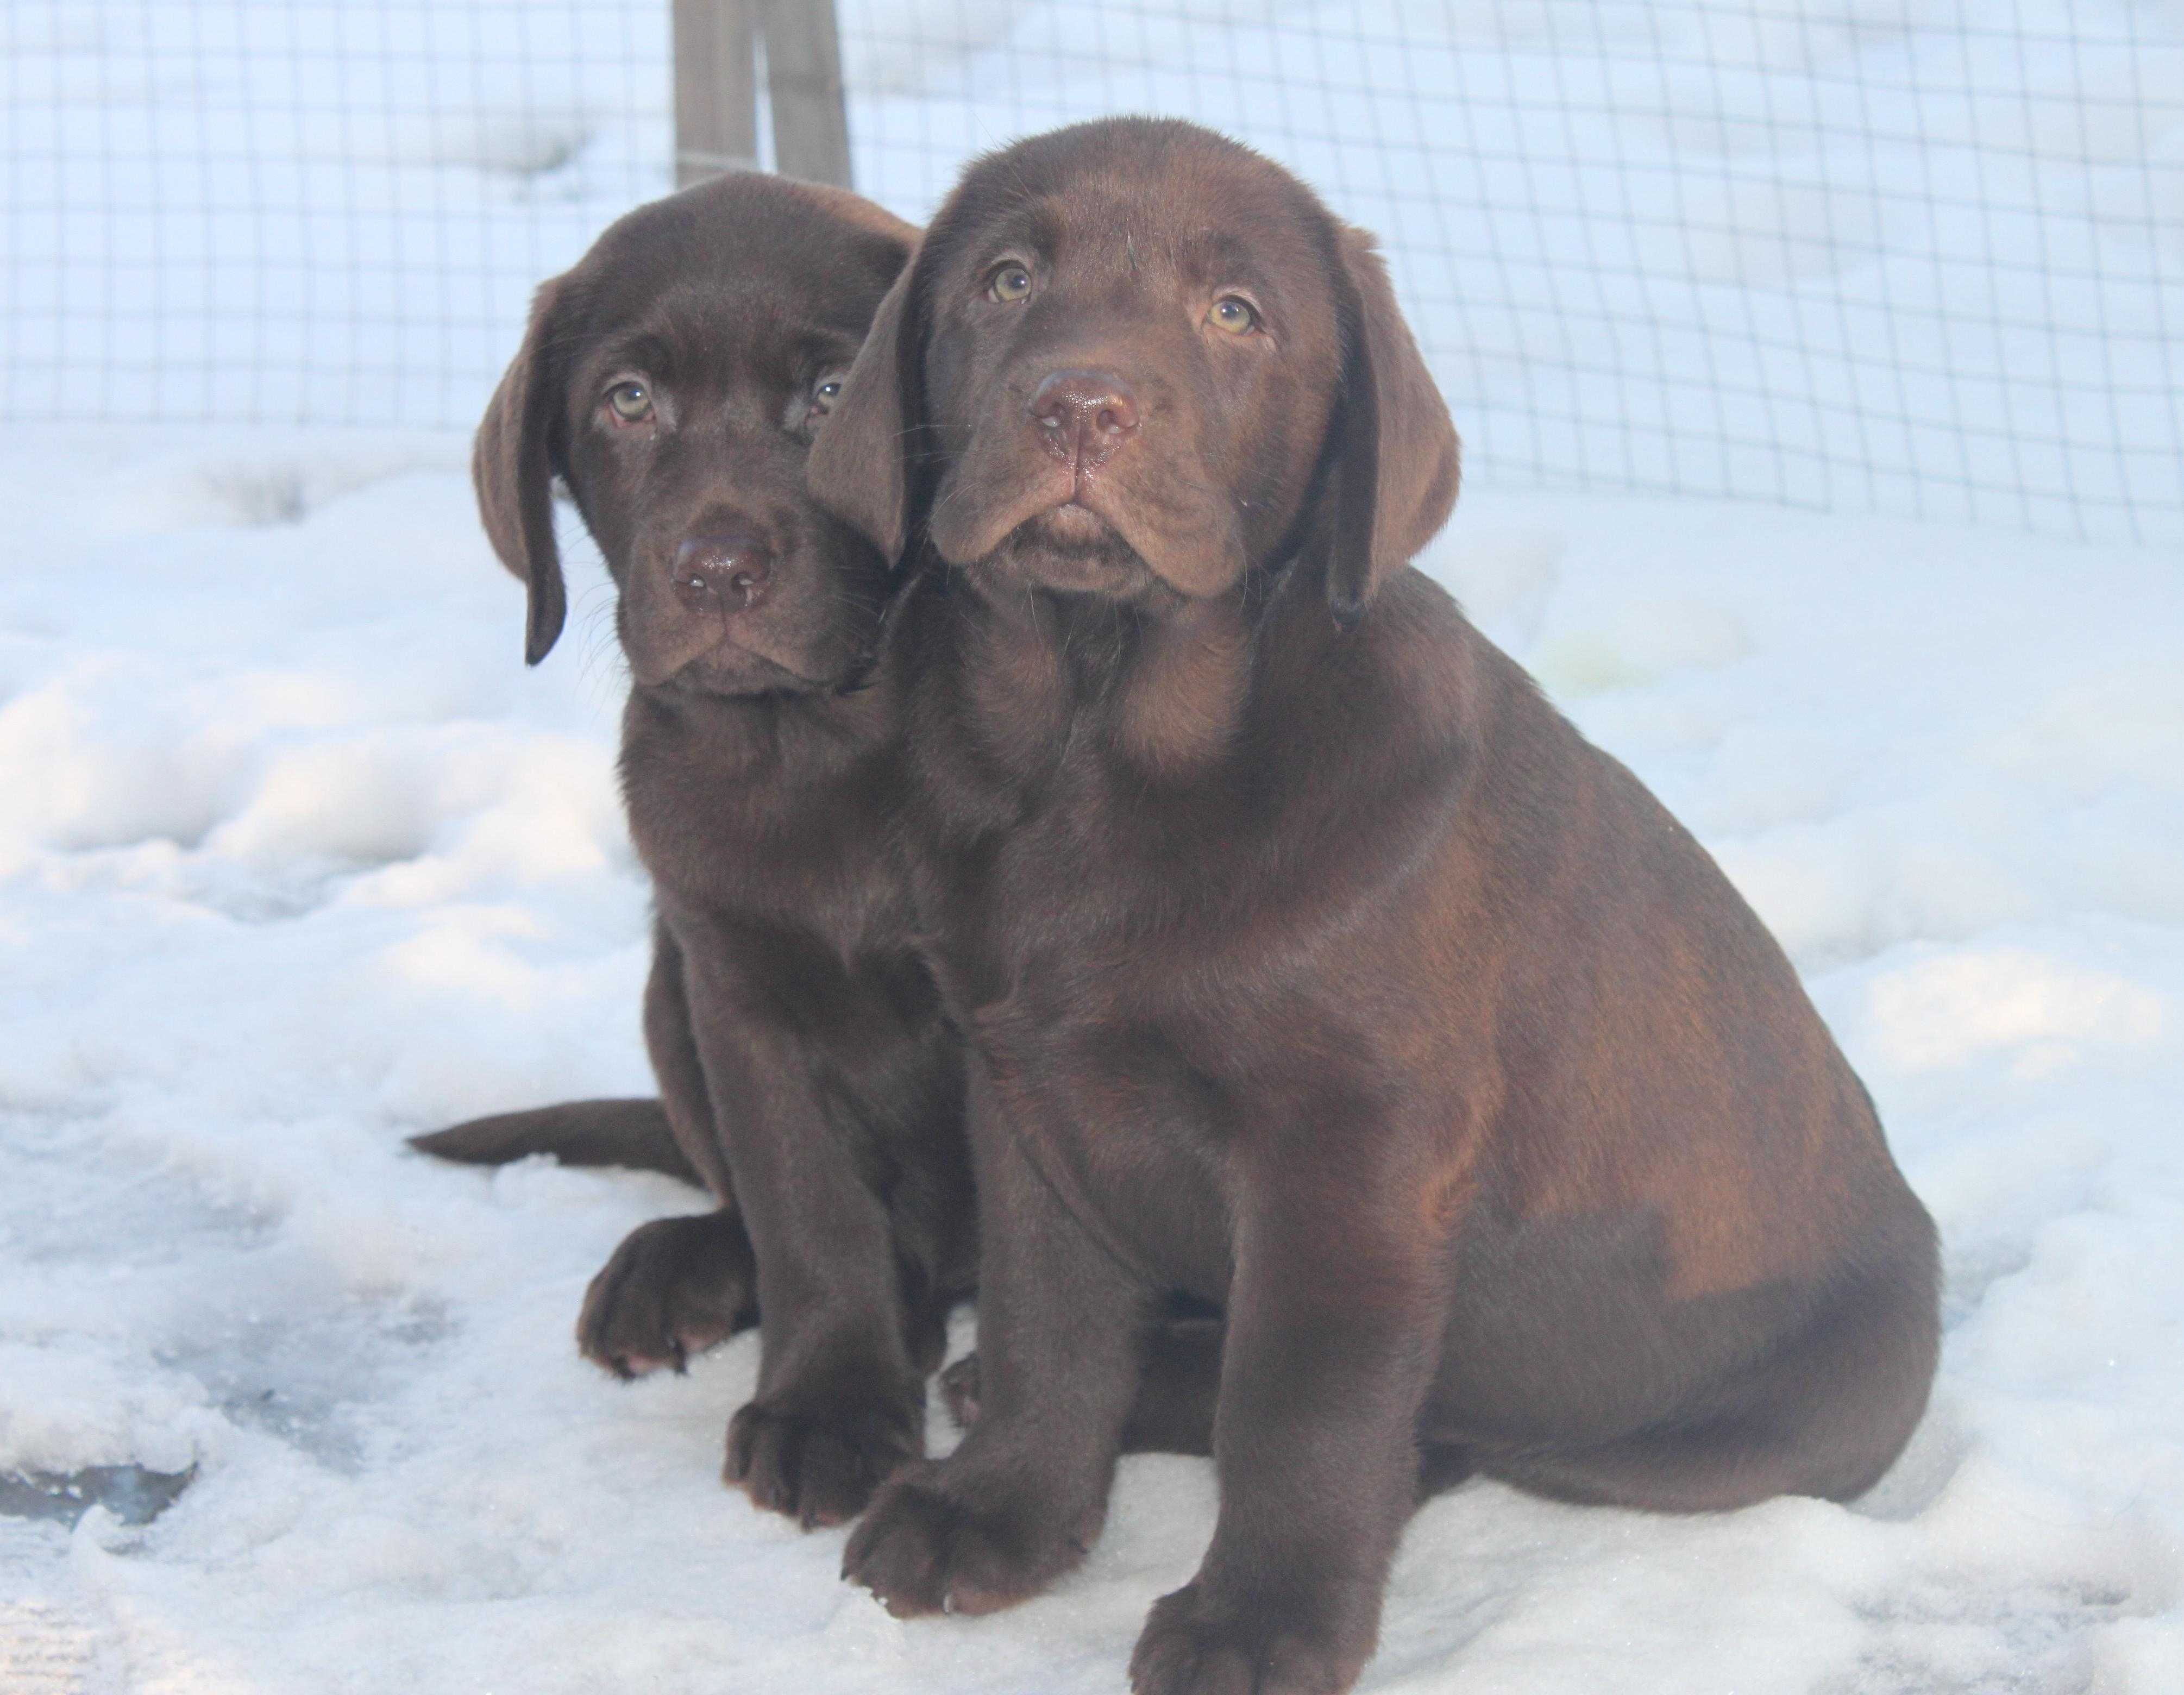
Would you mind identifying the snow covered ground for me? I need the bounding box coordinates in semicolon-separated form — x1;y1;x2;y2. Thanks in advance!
2;424;2180;1692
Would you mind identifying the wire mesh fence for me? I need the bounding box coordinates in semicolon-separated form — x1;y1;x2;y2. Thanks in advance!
7;0;2181;544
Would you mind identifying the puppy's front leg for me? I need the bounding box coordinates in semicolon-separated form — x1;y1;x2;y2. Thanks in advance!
1131;1172;1448;1695
844;1062;1154;1617
676;937;925;1529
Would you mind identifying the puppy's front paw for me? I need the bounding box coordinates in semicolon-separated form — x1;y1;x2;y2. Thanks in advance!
1129;1581;1367;1695
725;1390;921;1529
576;1211;757;1379
841;1459;1091;1618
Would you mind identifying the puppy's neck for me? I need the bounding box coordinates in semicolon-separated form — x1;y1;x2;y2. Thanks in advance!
626;674;890;783
1114;597;1252;775
952;574;1254;781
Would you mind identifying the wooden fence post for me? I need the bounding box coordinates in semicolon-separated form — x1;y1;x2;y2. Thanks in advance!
760;0;852;188
673;0;758;188
672;0;852;191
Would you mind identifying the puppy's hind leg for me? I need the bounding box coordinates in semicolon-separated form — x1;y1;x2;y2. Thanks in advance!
411;1098;760;1378
578;1209;761;1379
1482;1244;1941;1512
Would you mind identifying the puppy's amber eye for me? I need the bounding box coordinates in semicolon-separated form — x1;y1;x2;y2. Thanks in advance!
988;265;1033;304
1207;296;1258;335
606;381;652;422
813;379;842;411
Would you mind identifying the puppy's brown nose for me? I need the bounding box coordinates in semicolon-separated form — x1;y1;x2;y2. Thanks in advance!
1028;369;1140;472
673;528;773;613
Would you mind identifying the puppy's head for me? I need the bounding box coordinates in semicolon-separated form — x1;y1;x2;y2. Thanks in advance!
475;174;915;692
809;118;1458;622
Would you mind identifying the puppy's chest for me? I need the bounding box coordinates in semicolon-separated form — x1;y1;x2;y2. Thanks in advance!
931;777;1313;1127
626;736;903;938
937;761;1231;996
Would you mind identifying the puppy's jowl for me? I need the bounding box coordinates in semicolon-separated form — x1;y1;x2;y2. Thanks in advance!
811;118;1940;1694
412;173;978;1529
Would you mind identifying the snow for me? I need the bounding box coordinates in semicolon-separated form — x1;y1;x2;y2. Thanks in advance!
8;0;2184;1689
2;426;2180;1691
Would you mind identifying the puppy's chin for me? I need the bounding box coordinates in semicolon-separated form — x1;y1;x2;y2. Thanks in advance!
625;619;850;696
979;504;1166;599
663;645;839;698
932;449;1250;602
621;564;881;699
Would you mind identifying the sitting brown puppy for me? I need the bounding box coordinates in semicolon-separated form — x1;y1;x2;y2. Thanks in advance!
411;172;977;1529
808;118;1941;1693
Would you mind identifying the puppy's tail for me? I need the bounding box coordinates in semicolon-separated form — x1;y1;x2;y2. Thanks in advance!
408;1098;702;1186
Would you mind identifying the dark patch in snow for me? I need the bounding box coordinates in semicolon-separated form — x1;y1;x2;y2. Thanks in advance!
1823;1577;2132;1694
200;464;311;526
0;1464;195;1530
441;115;597;179
178;861;350;925
155;1295;454;1473
191;450;450;528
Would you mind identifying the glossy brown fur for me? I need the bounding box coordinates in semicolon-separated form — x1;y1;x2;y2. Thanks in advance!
411;174;978;1529
809;118;1940;1693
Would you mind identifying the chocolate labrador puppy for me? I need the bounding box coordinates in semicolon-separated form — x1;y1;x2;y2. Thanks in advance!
808;118;1940;1693
411;172;977;1529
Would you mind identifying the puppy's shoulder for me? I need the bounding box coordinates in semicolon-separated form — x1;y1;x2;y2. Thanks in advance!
1324;564;1496;749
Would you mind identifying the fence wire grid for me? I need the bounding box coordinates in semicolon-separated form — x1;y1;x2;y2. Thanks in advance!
7;0;2182;545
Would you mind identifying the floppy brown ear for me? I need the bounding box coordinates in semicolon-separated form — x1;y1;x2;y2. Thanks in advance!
806;261;920;563
1327;227;1461;625
473;278;569;665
